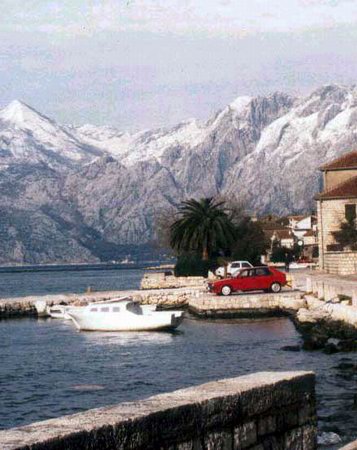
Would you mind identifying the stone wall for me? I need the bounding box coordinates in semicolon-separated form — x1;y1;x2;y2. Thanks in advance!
306;273;357;306
325;169;357;191
0;371;317;450
318;197;357;274
188;292;306;318
323;251;357;275
0;288;202;319
140;272;206;290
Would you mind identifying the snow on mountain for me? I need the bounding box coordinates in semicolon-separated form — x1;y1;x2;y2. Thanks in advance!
74;118;207;166
223;85;357;214
0;85;357;263
0;100;103;169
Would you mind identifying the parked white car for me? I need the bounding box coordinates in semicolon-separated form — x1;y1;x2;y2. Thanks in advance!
215;260;253;278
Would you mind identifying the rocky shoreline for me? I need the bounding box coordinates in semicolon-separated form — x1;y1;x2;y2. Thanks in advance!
293;298;357;353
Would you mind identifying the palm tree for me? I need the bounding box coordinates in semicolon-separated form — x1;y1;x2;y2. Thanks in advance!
169;197;236;260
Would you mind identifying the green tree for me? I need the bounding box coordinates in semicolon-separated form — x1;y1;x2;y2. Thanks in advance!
170;197;236;260
231;218;269;265
332;217;357;250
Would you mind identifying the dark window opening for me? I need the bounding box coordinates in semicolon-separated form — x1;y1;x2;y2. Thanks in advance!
345;204;356;222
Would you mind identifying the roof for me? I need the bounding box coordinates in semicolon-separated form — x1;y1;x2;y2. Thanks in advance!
320;150;357;171
265;228;294;240
288;215;306;221
277;229;294;240
316;175;357;200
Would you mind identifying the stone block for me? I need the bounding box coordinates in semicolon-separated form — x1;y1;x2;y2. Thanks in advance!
257;415;276;436
233;421;257;449
283;427;304;450
0;372;316;450
298;403;316;426
203;430;233;450
168;438;202;450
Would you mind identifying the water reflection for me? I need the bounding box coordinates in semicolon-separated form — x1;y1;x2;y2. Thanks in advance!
79;329;180;347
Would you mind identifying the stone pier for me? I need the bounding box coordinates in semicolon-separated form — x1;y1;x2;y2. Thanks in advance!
189;291;306;318
0;287;202;319
0;371;317;450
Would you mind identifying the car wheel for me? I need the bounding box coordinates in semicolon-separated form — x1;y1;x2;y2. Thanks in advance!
221;285;232;296
271;282;281;293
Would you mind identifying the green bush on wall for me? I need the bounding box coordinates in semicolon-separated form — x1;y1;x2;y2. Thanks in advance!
174;254;217;277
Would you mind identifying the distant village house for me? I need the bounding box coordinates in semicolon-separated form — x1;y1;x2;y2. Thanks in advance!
316;150;357;274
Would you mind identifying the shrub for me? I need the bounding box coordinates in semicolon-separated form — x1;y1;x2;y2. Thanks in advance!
174;254;217;277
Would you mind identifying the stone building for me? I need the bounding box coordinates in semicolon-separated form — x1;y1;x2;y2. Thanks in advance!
316;150;357;274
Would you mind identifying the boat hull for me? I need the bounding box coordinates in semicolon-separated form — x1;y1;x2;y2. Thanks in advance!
68;310;184;332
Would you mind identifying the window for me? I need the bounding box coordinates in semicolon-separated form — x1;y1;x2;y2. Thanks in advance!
345;204;356;222
242;262;251;268
113;307;120;312
255;268;271;276
100;307;109;312
90;308;98;312
240;270;249;277
231;263;239;268
248;269;255;277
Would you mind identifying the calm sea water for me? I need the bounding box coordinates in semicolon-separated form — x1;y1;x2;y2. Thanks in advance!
0;265;146;298
0;267;356;448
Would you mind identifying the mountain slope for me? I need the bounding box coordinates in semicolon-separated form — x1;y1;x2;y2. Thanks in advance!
0;100;103;170
0;85;356;263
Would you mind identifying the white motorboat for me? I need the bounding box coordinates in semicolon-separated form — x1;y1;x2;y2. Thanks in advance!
47;304;78;319
67;298;184;332
46;297;136;320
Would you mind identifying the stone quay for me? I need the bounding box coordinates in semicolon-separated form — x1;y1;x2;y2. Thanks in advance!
0;371;316;450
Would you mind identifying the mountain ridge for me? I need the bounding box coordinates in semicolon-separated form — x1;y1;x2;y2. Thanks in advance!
0;84;356;263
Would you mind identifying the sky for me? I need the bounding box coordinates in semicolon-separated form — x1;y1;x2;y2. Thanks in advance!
1;0;357;130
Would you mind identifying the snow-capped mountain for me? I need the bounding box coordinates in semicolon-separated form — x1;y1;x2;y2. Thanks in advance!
0;84;356;263
0;100;102;170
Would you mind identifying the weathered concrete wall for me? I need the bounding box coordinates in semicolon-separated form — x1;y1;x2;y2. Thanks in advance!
0;371;317;450
189;292;306;318
141;273;206;290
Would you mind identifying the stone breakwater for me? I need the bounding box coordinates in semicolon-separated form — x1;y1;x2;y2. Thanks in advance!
0;371;317;450
140;272;206;290
294;295;357;351
189;291;306;318
0;287;202;319
289;272;357;351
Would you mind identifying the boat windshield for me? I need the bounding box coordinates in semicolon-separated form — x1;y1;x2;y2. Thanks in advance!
126;302;143;315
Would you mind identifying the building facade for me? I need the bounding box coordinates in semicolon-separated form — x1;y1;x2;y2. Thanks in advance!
317;151;357;275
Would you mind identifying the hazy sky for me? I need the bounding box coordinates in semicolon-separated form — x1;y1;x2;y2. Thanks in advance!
1;0;357;130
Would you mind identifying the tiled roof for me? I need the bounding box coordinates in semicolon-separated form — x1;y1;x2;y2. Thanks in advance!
320;150;357;171
277;229;294;240
316;175;357;200
288;215;306;221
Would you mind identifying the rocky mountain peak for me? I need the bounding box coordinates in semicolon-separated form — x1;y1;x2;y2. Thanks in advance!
0;100;52;129
0;86;357;263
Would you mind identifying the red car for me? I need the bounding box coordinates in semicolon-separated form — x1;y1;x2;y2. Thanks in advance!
208;266;287;296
